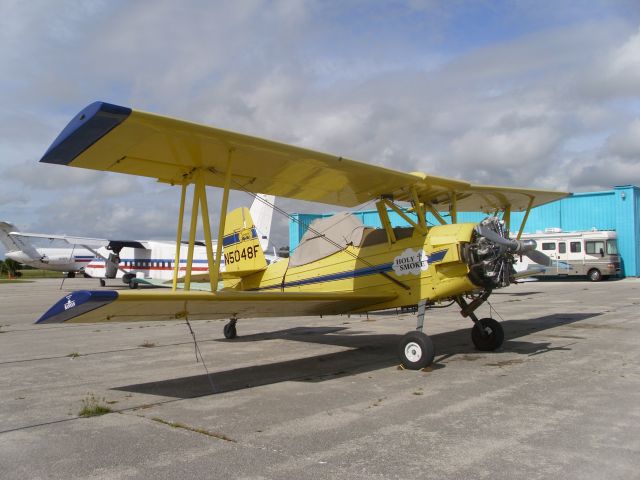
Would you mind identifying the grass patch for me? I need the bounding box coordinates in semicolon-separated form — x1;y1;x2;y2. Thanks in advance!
78;393;112;417
0;279;34;284
151;417;236;442
18;269;65;278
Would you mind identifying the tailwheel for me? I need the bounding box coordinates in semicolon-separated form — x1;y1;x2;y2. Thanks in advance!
223;319;237;339
471;318;504;351
398;331;435;370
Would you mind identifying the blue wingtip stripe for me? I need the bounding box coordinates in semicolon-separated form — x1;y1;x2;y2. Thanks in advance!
36;290;118;324
40;101;132;166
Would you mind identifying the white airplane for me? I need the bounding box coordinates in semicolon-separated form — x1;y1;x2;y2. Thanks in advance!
1;221;94;276
4;194;276;287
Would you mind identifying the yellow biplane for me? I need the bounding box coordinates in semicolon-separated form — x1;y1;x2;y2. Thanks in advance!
37;102;567;369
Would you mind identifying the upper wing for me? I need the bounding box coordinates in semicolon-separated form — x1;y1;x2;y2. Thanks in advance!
40;102;567;209
409;181;569;213
36;289;398;324
40;102;421;207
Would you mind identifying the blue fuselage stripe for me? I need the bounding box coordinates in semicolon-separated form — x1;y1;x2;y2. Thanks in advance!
256;248;448;291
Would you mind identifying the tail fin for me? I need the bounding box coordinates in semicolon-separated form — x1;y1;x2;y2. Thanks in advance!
222;207;268;277
0;222;41;259
249;194;275;252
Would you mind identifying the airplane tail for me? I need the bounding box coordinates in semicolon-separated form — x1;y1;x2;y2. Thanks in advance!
249;194;275;252
0;222;41;259
222;206;268;277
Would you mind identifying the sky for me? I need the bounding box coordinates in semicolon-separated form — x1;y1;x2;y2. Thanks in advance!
2;0;640;258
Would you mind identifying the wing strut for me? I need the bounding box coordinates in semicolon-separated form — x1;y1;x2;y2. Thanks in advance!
380;197;427;236
450;193;457;223
210;151;234;292
516;197;535;239
172;182;187;290
196;172;217;292
184;175;201;290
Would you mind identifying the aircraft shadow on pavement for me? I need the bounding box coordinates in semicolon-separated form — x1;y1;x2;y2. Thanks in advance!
113;311;601;399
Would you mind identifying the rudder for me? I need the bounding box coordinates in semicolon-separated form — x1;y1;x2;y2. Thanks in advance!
0;222;40;259
222;207;267;277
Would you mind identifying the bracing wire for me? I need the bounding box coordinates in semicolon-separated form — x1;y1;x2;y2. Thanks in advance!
185;318;216;394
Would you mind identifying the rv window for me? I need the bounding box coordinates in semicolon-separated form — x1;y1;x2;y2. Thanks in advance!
541;242;556;251
585;240;605;255
607;240;618;255
570;241;581;253
558;242;566;254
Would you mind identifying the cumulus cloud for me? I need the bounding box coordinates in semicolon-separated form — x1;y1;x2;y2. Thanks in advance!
606;118;640;158
569;155;640;190
2;2;640;257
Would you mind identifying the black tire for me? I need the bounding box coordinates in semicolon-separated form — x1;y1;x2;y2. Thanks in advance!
398;331;435;370
129;280;138;289
99;279;106;287
223;322;237;339
588;268;602;282
471;318;504;351
67;272;76;279
123;273;135;283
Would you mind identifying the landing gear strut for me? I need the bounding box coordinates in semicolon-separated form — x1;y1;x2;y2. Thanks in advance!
455;292;504;351
223;318;237;339
398;299;435;370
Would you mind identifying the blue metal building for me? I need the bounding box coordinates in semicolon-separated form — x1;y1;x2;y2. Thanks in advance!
289;185;640;277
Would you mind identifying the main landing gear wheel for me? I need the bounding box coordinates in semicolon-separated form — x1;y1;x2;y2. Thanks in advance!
398;331;435;370
99;279;106;287
471;318;504;351
223;320;237;339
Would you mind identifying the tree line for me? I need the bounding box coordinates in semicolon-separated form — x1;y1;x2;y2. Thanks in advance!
0;258;22;277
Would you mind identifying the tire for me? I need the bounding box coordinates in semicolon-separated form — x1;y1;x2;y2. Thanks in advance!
223;322;237;339
67;272;76;279
471;318;504;351
398;331;435;370
588;269;602;282
129;280;138;289
99;279;106;287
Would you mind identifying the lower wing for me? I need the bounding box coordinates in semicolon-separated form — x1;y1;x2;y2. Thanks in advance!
37;290;398;324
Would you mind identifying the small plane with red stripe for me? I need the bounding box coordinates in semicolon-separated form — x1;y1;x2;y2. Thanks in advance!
6;194;275;288
1;221;93;277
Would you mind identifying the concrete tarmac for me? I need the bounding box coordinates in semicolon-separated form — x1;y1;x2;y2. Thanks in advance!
0;277;639;479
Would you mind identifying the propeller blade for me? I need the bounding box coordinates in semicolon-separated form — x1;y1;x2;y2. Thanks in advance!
525;249;554;267
524;251;570;270
475;225;516;249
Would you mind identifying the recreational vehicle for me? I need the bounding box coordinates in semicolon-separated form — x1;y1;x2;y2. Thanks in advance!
515;229;620;281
